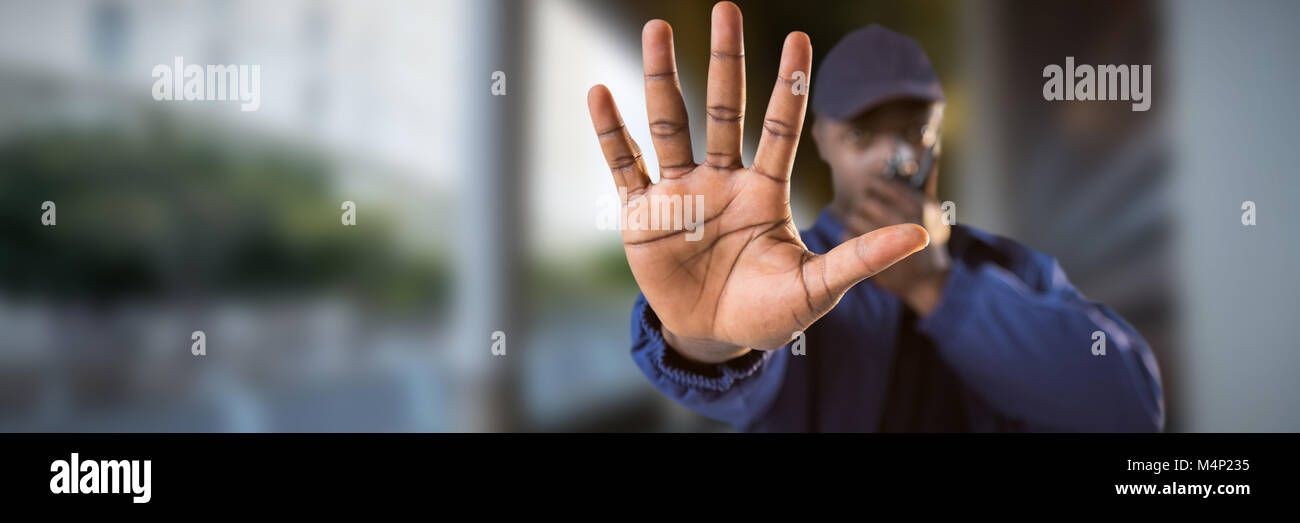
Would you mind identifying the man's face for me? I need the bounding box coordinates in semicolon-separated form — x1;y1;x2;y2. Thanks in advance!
812;100;943;206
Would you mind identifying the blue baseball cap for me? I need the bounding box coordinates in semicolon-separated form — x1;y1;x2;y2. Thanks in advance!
811;24;944;121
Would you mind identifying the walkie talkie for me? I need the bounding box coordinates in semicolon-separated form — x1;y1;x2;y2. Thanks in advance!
883;141;936;190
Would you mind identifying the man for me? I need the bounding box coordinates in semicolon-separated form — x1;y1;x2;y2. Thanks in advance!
587;2;1163;431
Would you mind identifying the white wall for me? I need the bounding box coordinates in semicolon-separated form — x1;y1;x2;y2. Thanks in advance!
1169;0;1300;431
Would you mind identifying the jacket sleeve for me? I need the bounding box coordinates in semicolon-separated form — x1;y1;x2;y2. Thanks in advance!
629;293;790;430
915;255;1166;432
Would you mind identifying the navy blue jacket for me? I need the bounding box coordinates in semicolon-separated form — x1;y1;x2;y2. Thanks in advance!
630;208;1165;432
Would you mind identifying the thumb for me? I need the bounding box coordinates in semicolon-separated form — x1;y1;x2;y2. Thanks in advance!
811;223;930;299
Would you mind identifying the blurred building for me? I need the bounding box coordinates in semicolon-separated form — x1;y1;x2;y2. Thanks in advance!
0;0;468;432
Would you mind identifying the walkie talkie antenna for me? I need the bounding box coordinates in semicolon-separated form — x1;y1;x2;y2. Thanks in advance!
909;142;936;190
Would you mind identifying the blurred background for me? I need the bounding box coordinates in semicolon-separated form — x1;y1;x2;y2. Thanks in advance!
0;0;1296;432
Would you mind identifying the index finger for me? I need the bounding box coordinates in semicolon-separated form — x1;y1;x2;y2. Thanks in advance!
752;31;811;183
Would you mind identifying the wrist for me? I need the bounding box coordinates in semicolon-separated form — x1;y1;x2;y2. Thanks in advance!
660;326;751;364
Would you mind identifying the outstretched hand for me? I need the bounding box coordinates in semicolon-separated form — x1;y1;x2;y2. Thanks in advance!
588;2;929;363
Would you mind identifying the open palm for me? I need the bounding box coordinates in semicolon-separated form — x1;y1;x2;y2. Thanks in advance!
588;2;929;360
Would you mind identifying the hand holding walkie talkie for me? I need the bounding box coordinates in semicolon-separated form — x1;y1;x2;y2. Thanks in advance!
837;119;951;315
882;129;938;190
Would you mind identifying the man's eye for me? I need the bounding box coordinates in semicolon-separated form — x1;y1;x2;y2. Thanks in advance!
907;126;924;144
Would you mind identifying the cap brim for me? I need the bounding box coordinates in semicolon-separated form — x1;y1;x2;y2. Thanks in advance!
822;82;944;121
